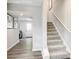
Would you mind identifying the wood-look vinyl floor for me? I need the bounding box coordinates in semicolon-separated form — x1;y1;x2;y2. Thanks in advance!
7;38;42;59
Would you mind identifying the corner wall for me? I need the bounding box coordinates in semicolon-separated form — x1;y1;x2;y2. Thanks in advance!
32;7;43;51
42;0;50;59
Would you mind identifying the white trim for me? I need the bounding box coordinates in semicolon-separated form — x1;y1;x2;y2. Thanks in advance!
32;48;42;51
53;12;71;32
7;40;19;51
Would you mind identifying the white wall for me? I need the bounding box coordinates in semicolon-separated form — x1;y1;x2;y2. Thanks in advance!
32;10;43;51
42;0;50;59
53;0;71;31
7;29;19;51
42;0;48;50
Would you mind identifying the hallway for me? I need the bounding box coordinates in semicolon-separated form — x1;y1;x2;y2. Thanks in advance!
7;38;42;59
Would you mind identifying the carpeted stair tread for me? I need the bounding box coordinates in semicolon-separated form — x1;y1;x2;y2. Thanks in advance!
47;22;70;59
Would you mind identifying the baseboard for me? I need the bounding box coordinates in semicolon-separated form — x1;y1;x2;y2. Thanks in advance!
49;13;71;53
7;40;19;51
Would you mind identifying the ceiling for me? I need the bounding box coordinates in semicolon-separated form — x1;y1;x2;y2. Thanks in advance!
7;0;43;17
7;0;43;6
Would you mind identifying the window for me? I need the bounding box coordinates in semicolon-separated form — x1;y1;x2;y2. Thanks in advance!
7;14;14;29
26;23;32;32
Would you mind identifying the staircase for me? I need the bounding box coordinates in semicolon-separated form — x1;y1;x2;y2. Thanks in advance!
47;22;70;59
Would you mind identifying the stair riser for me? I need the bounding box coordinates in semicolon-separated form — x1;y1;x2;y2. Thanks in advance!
47;33;58;35
47;22;53;25
47;25;55;27
47;41;62;45
47;30;56;32
48;28;55;30
47;29;56;32
47;25;54;27
48;36;60;39
47;37;61;40
47;25;54;26
49;47;66;52
48;28;56;30
47;30;58;34
48;34;59;36
48;27;55;29
50;54;70;59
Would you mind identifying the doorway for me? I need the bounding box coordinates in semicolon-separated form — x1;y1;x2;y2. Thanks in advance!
18;17;33;50
19;17;32;39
